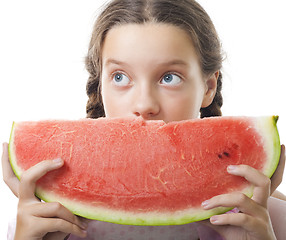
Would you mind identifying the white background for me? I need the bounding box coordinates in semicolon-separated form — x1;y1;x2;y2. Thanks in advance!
0;0;285;238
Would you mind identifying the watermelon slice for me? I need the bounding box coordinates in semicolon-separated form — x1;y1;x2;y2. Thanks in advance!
9;116;280;225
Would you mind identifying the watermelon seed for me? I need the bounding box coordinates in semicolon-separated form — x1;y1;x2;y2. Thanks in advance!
218;152;231;159
223;152;230;157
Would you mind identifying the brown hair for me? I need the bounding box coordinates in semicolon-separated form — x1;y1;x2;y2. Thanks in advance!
86;0;223;119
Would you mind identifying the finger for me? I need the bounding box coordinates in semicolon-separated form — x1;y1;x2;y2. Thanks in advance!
209;212;264;233
227;165;270;207
202;192;266;217
2;142;19;197
27;202;88;230
270;144;285;194
37;218;87;238
19;159;64;200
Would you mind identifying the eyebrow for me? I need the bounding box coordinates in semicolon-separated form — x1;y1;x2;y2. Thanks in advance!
104;59;129;67
104;58;189;68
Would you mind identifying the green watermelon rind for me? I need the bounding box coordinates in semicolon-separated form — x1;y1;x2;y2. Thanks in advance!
8;116;281;226
254;116;280;178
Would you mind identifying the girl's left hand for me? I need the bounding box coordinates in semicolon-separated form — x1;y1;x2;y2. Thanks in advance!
200;145;285;240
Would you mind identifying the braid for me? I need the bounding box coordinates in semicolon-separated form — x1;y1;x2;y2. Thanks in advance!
200;71;223;118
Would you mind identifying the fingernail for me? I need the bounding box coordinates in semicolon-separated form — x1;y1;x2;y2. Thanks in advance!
227;165;236;172
53;158;63;165
210;215;219;223
201;200;209;208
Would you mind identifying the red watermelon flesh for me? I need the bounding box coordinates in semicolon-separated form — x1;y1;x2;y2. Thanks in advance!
9;116;280;225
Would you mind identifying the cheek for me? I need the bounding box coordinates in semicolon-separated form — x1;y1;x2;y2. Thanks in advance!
163;89;204;121
101;83;131;118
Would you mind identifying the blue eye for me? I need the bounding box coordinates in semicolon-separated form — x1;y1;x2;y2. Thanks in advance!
112;73;130;86
161;73;182;85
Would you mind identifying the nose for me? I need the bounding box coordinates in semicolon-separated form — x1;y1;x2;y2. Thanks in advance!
132;84;160;119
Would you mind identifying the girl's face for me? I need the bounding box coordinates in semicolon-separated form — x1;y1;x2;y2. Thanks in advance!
101;23;217;123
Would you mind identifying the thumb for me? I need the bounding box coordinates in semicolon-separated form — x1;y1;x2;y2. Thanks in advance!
270;145;285;194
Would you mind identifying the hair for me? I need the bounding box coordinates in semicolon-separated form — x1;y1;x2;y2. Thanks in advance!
86;0;223;119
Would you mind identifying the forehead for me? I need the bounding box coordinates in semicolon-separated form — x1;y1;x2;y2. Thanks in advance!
101;23;200;66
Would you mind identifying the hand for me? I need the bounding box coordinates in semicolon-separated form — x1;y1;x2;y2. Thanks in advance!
199;145;285;240
2;143;88;240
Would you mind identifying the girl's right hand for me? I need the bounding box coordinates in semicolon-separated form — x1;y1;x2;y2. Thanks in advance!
2;143;88;240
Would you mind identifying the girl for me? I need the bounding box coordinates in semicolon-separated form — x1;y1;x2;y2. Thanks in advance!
2;0;286;239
